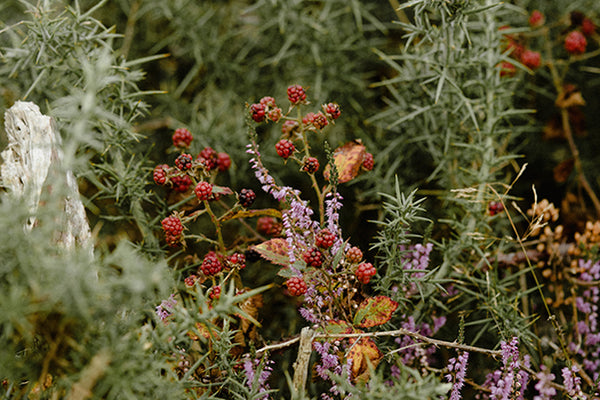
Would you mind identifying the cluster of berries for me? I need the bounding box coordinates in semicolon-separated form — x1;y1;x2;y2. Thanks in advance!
153;128;232;195
564;11;595;55
250;96;283;123
499;21;542;76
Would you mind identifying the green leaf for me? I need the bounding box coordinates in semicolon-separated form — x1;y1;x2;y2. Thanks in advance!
252;238;289;266
353;296;398;328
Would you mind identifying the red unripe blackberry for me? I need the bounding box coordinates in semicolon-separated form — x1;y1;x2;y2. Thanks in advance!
488;201;504;216
287;84;307;105
209;285;221;299
582;18;595;37
323;103;341;120
275;139;295;159
528;10;544;27
153;164;169;185
313;112;328;129
362;152;374;171
355;262;376;284
256;216;282;236
260;96;276;107
162;215;184;247
217;152;231;171
565;31;587;55
171;174;192;192
302;112;316;125
175;153;193;171
194;181;213;201
184;274;198;287
198;147;218;170
268;108;282;122
302;157;320;174
286;277;307;296
200;251;222;276
250;103;266;122
520;50;541;69
172;128;193;148
238;188;256;208
228;253;246;269
499;61;516;77
346;246;363;264
315;228;336;249
303;247;324;267
281;120;300;136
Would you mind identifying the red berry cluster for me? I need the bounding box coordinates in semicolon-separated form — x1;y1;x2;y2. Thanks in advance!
287;84;307;105
528;10;544;27
175;153;193;171
198;147;218;170
162;215;184;247
184;274;198;287
564;30;587;55
302;157;320;174
172;128;193;148
171;175;193;192
153;164;169;185
323;103;341;120
216;152;231;171
238;188;256;208
286;277;307;296
499;20;542;74
209;285;221;299
488;201;504;216
227;253;246;269
302;112;328;130
362;152;374;171
200;251;223;276
256;216;282;236
194;181;213;201
355;262;376;284
315;228;336;249
346;246;363;264
303;247;324;267
275;139;295;159
250;96;283;123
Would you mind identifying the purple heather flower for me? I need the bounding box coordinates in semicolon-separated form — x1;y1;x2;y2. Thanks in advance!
562;365;585;399
243;356;273;400
155;293;177;322
446;351;469;400
533;366;556;400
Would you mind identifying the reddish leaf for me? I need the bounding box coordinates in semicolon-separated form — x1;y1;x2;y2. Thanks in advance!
252;238;289;266
212;185;233;196
347;337;382;382
323;141;366;183
353;295;398;328
323;320;355;335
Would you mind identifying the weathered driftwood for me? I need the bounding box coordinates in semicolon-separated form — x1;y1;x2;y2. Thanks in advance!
1;101;92;254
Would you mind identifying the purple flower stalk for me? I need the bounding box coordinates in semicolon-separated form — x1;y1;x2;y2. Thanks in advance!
487;337;527;400
533;366;556;400
562;365;585;399
243;356;273;400
446;351;469;400
155;293;177;322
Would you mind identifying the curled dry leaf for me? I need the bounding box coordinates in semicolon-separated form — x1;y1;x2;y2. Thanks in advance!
323;140;366;183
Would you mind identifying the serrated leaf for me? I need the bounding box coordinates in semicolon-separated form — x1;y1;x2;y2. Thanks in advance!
323;141;366;183
252;238;289;266
353;295;398;328
347;337;382;382
212;185;233;196
323;320;355;335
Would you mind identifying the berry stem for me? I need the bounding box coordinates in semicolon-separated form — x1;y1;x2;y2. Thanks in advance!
543;29;600;217
204;200;226;253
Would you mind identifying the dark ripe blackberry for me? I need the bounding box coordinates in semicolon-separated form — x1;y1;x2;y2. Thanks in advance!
238;188;256;208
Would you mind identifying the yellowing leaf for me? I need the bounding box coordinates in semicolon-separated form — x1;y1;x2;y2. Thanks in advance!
353;296;398;328
347;337;382;382
252;238;289;266
323;141;366;183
